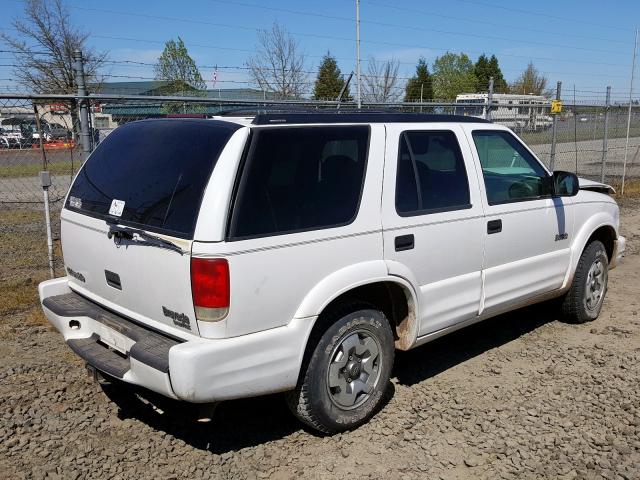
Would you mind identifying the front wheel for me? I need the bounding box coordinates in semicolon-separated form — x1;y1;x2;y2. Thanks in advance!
561;240;609;323
286;306;394;434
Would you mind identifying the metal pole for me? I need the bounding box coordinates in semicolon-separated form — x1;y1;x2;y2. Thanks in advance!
33;104;48;171
601;86;611;183
355;0;362;109
420;83;424;113
40;171;55;279
549;81;562;171
73;49;91;162
486;76;494;121
621;28;638;196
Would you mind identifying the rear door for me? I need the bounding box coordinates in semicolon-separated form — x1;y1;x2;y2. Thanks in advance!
382;124;485;336
61;119;241;338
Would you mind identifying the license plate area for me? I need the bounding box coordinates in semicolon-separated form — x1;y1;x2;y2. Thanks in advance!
96;325;129;355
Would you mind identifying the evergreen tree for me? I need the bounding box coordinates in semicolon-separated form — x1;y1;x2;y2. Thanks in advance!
404;57;433;102
314;53;349;100
474;54;508;93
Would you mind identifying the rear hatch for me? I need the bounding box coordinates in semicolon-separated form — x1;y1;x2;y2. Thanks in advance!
61;119;239;338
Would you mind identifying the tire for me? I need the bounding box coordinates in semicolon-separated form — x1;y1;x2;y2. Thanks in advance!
286;304;395;434
561;240;609;323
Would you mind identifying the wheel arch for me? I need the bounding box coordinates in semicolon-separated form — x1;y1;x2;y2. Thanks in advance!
564;214;617;289
294;261;420;354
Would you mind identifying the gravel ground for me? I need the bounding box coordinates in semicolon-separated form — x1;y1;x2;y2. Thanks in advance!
1;201;639;480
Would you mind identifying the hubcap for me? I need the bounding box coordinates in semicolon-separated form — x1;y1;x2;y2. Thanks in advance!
326;330;382;410
584;258;607;311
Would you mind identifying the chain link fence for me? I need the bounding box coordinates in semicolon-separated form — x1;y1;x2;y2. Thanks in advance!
1;92;638;289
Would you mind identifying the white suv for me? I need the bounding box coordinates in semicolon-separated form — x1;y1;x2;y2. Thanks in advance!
39;113;625;433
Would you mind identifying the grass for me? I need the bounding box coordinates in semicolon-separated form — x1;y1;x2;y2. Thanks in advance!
0;277;44;317
0;159;75;178
612;179;640;198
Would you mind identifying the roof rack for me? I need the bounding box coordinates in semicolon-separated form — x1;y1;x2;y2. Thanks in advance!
251;112;492;125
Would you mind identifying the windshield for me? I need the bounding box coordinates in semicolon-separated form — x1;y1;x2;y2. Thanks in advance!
66;119;239;239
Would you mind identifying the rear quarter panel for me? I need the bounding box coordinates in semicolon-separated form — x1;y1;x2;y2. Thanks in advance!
192;124;387;338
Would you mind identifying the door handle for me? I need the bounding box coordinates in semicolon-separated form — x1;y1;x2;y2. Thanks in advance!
487;219;502;234
395;234;414;251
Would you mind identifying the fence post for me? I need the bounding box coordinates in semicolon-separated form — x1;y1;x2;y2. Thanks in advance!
34;104;55;278
40;171;55;279
73;49;92;162
486;76;494;121
601;86;611;183
549;81;562;171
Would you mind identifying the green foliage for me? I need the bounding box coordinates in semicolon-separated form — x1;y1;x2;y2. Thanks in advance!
155;37;206;113
432;52;477;100
404;57;433;102
474;54;508;93
155;37;206;92
314;53;350;101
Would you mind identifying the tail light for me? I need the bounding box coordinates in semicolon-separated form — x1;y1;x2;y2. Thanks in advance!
191;258;229;322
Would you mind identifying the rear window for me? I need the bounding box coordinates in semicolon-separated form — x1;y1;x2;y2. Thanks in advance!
228;126;369;240
66;119;239;238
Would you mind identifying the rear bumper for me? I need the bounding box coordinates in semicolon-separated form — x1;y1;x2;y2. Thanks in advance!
610;235;626;269
39;277;314;403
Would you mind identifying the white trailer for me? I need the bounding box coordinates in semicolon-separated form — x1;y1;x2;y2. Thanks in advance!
455;93;552;131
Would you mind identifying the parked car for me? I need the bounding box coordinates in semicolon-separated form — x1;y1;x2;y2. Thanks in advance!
0;118;35;148
48;123;72;140
39;113;625;433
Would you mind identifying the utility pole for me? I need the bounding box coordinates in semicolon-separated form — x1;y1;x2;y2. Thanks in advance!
621;28;638;196
549;81;562;171
487;76;494;121
356;0;362;109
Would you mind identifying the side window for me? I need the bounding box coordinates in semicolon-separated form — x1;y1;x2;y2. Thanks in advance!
395;130;471;216
229;126;369;239
472;130;551;205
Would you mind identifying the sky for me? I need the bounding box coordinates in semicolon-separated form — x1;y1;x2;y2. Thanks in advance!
0;0;639;103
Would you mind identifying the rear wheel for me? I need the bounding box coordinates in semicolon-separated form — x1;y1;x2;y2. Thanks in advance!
286;305;394;434
561;240;609;323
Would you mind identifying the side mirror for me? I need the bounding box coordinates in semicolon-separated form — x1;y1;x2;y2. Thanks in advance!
553;171;579;197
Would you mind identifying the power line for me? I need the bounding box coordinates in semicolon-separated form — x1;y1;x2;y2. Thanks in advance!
210;0;628;45
361;0;628;44
446;0;628;31
67;4;627;57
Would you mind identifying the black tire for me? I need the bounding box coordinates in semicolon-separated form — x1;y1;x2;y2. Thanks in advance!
561;240;609;323
286;304;394;434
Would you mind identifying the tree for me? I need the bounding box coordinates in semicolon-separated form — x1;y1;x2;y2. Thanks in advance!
314;53;350;101
511;62;550;96
154;37;206;93
1;0;106;94
474;54;508;93
432;52;477;100
404;57;433;102
363;57;400;103
248;23;307;99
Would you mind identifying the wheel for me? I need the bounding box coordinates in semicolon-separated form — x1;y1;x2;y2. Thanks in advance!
286;305;394;434
561;240;609;323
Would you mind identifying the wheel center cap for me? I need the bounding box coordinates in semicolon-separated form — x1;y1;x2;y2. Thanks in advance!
346;361;361;379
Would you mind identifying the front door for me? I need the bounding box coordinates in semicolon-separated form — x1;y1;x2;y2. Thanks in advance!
467;127;574;315
382;124;486;337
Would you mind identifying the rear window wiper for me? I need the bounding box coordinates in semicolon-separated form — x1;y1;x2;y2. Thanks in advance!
106;219;185;255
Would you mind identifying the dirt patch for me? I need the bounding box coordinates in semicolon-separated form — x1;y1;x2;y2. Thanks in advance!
0;206;639;479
